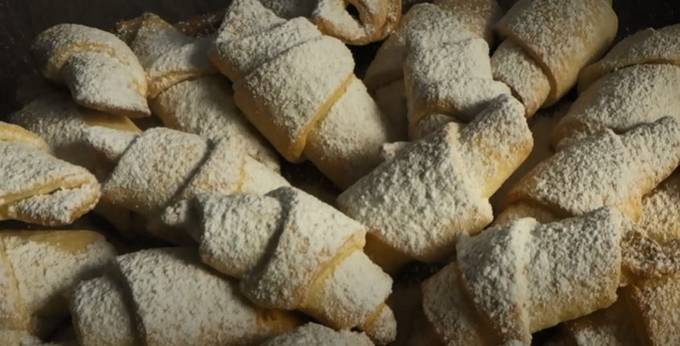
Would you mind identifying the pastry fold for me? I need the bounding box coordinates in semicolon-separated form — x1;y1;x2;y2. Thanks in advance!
70;247;299;346
0;230;115;338
498;117;680;224
31;24;149;117
212;0;397;188
555;24;680;147
0;122;101;226
163;187;396;344
338;95;532;269
491;0;617;116
260;0;401;45
262;323;374;346
85;126;288;243
118;13;280;171
421;208;627;345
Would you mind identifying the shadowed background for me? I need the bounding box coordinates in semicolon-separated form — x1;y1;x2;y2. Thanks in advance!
1;0;679;115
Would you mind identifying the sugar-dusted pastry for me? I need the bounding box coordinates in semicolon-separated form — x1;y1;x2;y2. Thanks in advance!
491;0;617;117
497;117;680;225
402;3;511;137
365;0;503;138
8;93;141;179
31;24;150;117
163;187;396;344
338;95;533;271
116;13;279;171
211;0;397;188
554;24;680;147
70;247;299;346
559;273;680;346
84;126;288;243
419;208;680;345
262;323;374;346
0;122;100;226
0;230;115;338
259;0;401;45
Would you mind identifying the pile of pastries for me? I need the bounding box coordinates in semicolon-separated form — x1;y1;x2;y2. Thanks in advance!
2;0;680;345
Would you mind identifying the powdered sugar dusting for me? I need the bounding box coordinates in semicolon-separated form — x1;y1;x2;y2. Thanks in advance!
262;322;373;346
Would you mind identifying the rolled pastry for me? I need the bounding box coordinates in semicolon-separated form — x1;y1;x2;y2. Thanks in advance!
0;122;101;226
259;0;401;45
554;24;680;147
70;247;299;346
559;274;680;346
337;95;533;271
31;24;150;117
0;230;115;338
262;323;374;346
164;187;396;344
84;126;288;243
497;117;680;225
211;0;397;188
491;0;617;117
116;13;279;171
402;3;511;137
8;92;141;180
420;208;678;345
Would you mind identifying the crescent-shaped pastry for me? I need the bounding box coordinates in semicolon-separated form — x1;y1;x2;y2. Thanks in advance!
0;230;115;338
491;0;617;117
31;24;150;117
163;187;396;344
338;95;532;271
70;247;299;346
498;117;680;225
211;0;397;188
554;24;680;147
84;126;288;243
0;122;101;226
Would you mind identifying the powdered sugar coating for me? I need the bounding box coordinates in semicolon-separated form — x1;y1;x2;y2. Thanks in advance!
313;0;401;45
338;95;532;263
628;274;680;344
262;323;373;346
638;172;680;244
31;24;149;117
579;24;680;90
497;0;617;104
505;117;680;221
554;64;680;148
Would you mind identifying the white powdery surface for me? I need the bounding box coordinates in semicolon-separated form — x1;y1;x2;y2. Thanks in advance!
262;323;373;346
638;173;680;244
628;274;680;344
116;247;283;345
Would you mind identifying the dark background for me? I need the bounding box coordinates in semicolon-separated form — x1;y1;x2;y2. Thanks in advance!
0;0;679;117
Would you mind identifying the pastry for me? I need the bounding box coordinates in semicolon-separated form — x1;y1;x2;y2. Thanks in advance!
262;323;373;346
84;126;288;243
337;95;532;271
497;117;680;225
117;13;279;171
211;0;398;188
491;0;618;117
0;122;101;226
0;230;115;338
259;0;401;45
163;186;396;344
420;208;679;345
365;0;503;138
70;247;299;346
31;24;150;117
554;24;680;147
402;3;511;137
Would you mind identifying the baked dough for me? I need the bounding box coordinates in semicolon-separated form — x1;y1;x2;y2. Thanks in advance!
262;323;374;346
0;230;115;338
70;247;300;346
491;0;617;117
163;187;396;344
338;95;532;270
31;24;150;117
0;122;101;226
